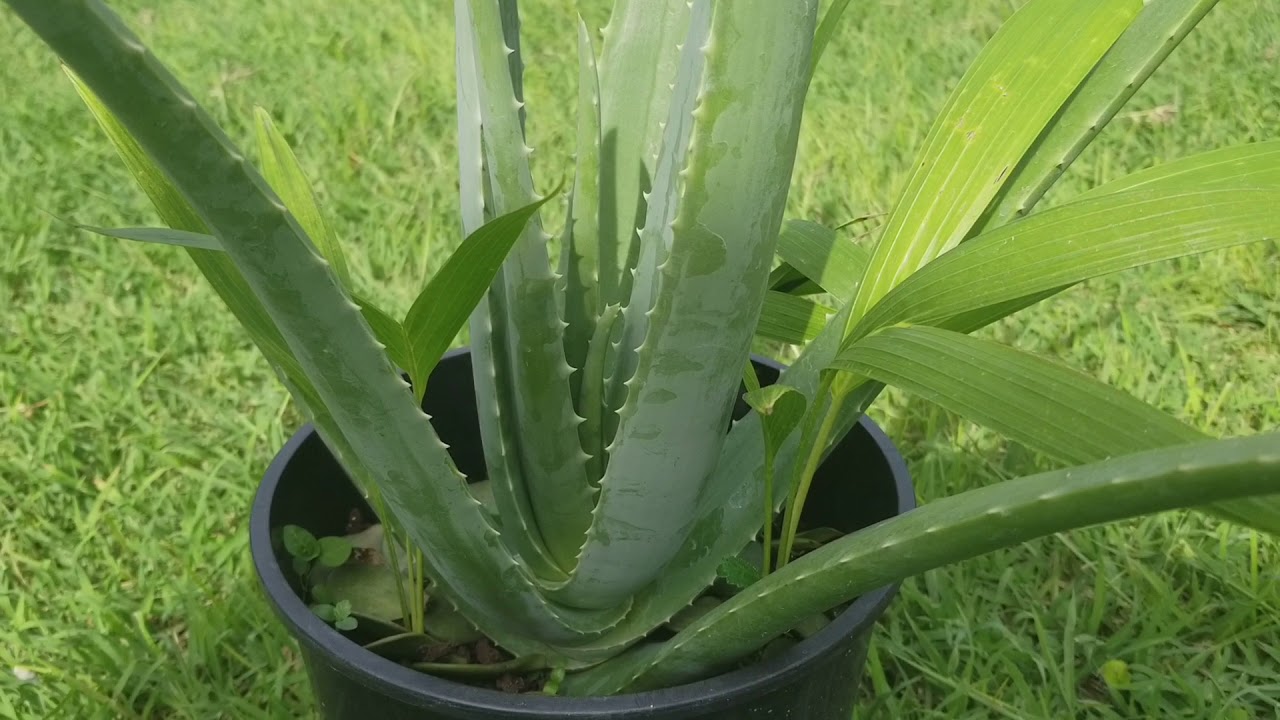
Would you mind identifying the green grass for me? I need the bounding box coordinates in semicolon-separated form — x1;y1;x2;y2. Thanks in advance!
1;0;1278;717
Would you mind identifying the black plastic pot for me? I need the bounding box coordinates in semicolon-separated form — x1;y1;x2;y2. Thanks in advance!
250;349;915;719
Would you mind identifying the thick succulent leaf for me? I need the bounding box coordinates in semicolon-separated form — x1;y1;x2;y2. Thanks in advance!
558;18;604;406
568;432;1280;693
465;0;595;569
848;0;1141;330
546;0;821;610
852;186;1280;341
596;0;692;306
775;219;868;304
833;326;1280;532
974;0;1220;232
557;305;881;662
404;188;561;402
579;305;621;484
24;0;620;655
253;106;352;288
453;0;560;580
755;292;834;345
76;225;221;251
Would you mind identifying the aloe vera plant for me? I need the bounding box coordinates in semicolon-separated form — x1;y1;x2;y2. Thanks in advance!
6;0;1279;701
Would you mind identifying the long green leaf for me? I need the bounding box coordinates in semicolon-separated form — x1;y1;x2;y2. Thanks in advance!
355;299;413;375
974;0;1220;232
559;306;882;663
1078;140;1280;198
852;187;1280;341
596;0;692;306
548;0;820;610
404;187;561;402
21;0;617;655
76;225;221;251
558;18;604;407
253;106;352;289
466;0;596;570
568;431;1280;694
809;0;853;80
775;219;868;304
767;262;824;296
755;291;834;345
833;326;1280;532
849;0;1141;330
454;0;564;582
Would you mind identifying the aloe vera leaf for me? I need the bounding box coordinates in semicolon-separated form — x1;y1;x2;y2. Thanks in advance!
554;304;881;663
596;0;692;307
454;0;563;581
849;0;1141;330
465;0;595;569
569;432;1280;694
542;0;821;610
974;0;1221;232
834;327;1280;533
558;18;604;411
579;305;621;484
852;186;1280;342
18;0;621;653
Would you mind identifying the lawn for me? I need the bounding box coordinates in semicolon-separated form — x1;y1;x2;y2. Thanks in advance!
1;0;1278;718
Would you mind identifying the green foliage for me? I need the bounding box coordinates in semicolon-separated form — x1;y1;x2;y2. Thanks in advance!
4;0;1277;708
311;600;358;631
282;525;319;561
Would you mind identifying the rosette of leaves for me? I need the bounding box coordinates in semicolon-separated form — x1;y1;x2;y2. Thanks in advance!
6;0;1279;695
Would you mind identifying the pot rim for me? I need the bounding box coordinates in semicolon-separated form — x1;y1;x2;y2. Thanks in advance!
249;356;915;717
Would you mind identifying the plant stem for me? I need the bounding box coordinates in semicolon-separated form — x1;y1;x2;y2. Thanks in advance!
777;375;847;567
364;485;412;626
410;654;548;677
408;544;426;634
761;447;775;575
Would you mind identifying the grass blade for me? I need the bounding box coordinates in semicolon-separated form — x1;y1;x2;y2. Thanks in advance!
570;432;1280;693
833;326;1280;532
